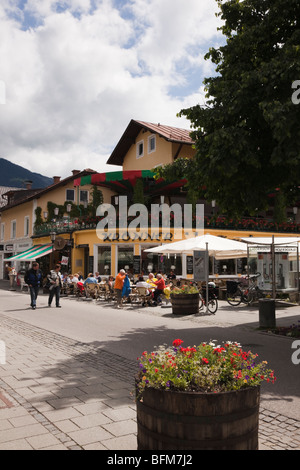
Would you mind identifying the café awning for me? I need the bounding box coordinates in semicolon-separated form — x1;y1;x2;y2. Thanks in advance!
5;244;53;261
73;170;187;195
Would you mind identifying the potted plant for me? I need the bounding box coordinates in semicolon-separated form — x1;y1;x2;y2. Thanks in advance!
170;284;200;314
136;339;276;450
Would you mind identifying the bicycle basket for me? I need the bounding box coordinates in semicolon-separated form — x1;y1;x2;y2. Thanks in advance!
226;281;238;294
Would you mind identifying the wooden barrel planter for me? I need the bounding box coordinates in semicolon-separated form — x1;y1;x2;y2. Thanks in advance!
136;386;260;450
170;293;199;315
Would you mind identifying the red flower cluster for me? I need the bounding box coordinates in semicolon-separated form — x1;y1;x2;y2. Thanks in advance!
173;339;184;347
180;347;197;356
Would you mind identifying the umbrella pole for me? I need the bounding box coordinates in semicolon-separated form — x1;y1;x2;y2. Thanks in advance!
206;243;209;314
271;235;276;299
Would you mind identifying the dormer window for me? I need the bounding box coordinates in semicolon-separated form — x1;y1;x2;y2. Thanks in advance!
136;140;144;159
148;134;156;154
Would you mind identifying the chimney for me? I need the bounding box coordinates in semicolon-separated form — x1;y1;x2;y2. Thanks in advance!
53;176;61;184
72;170;80;176
25;180;33;190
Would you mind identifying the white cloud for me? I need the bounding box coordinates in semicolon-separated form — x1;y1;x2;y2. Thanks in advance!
0;0;224;178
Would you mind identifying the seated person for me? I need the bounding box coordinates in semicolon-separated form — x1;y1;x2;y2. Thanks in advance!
146;272;157;287
167;270;176;280
136;276;150;295
107;275;115;291
84;273;97;286
66;274;74;284
94;271;102;283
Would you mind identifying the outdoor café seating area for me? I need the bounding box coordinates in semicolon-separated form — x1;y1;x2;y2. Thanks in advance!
59;275;177;307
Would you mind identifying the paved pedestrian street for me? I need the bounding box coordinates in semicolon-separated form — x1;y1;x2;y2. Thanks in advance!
0;295;299;450
0;315;137;450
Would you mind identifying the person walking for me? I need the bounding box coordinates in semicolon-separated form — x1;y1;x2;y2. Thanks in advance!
47;264;62;308
24;262;43;310
114;269;126;308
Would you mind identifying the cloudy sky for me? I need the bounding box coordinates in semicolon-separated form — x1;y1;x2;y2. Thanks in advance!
0;0;224;178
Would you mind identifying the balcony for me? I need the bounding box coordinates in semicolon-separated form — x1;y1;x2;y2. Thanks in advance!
33;214;300;238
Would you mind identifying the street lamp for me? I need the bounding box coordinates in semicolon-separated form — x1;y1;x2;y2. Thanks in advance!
211;200;216;216
293;206;298;221
50;231;56;243
54;207;59;217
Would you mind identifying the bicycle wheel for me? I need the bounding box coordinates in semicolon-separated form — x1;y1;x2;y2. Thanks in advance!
207;298;218;314
226;288;242;306
249;289;265;304
199;294;204;310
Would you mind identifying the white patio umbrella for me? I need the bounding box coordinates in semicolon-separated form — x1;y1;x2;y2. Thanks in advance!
145;234;248;259
241;237;300;245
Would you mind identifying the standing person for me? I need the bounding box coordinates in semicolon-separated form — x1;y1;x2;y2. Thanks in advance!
24;262;43;310
114;269;126;308
153;273;166;306
47;264;62;308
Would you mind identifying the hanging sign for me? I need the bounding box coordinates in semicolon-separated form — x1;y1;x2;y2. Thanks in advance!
193;250;208;282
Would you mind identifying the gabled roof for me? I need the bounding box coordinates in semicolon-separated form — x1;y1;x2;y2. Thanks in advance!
0;169;97;213
0;186;22;207
106;119;194;166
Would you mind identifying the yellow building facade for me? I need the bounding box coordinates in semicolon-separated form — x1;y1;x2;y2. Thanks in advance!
1;119;300;283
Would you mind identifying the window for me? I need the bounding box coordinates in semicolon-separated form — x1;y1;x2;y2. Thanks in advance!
148;135;156;154
11;220;16;239
66;189;75;202
0;223;4;241
141;246;182;276
136;140;144;159
117;245;134;273
24;216;30;237
97;246;111;275
80;190;88;203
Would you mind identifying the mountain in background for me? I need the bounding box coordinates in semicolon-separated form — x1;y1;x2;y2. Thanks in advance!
0;158;52;188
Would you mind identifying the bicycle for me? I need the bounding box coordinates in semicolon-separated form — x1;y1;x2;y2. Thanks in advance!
226;273;265;306
199;284;218;314
246;273;265;305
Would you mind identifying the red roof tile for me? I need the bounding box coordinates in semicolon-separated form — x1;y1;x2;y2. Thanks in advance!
106;119;194;166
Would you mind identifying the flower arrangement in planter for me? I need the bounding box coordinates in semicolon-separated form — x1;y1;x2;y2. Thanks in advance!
170;285;200;314
137;339;276;394
136;339;276;450
171;285;199;295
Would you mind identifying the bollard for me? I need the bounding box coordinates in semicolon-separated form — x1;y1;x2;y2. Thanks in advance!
259;298;276;328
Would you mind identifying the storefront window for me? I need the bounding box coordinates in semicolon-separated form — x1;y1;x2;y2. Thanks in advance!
141;246;182;277
117;245;134;274
98;246;111;276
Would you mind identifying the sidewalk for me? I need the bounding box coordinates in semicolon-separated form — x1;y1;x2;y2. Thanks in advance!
0;315;137;450
0;281;299;450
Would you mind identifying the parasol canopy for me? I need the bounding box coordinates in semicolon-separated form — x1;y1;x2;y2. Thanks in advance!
144;234;248;259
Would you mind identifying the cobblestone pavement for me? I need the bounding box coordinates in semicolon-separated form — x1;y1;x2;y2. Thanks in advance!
0;309;299;450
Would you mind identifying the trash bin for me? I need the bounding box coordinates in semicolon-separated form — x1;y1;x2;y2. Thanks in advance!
259;298;276;328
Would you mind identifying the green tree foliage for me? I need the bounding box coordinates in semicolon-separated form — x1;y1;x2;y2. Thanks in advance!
156;0;300;216
34;206;43;228
91;185;103;215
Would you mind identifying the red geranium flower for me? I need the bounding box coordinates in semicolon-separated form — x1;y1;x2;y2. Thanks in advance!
173;339;184;347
